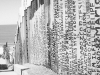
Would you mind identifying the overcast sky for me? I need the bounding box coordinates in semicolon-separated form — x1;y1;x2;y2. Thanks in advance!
0;0;21;25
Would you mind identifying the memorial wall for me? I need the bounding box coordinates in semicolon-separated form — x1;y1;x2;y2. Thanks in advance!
14;0;100;75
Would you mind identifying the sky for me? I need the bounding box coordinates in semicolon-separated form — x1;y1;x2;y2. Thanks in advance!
0;0;21;25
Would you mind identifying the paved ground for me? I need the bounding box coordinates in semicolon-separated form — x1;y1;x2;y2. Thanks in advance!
0;71;17;75
23;63;57;75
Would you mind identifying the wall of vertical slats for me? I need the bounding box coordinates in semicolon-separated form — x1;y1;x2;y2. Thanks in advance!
15;0;100;75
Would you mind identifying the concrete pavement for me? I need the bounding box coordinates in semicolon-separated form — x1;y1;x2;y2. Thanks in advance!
0;64;57;75
0;71;17;75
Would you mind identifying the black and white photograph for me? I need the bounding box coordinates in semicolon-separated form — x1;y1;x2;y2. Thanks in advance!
0;0;100;75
